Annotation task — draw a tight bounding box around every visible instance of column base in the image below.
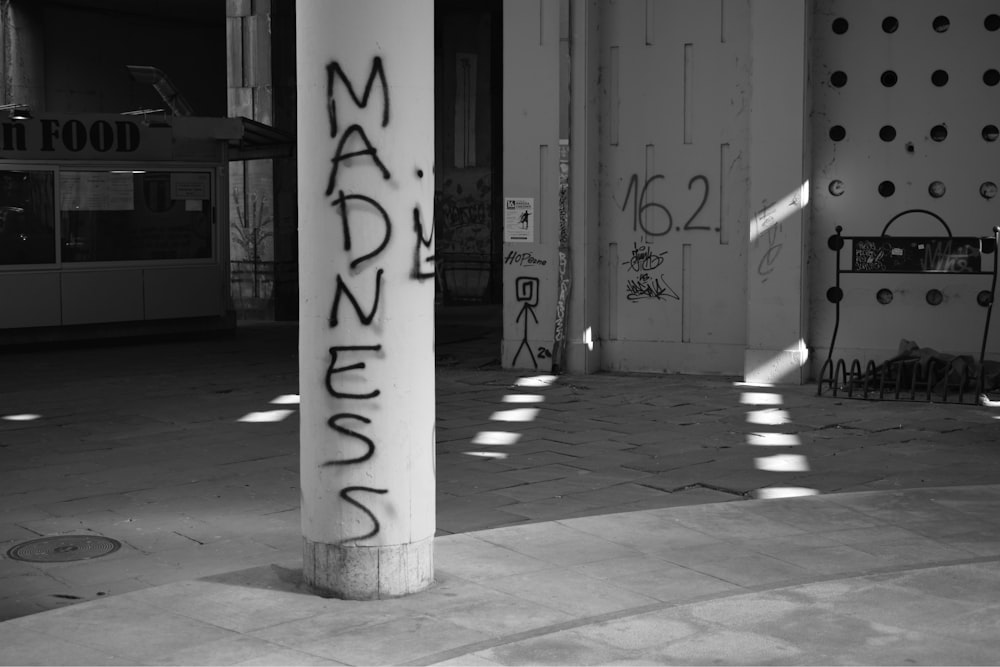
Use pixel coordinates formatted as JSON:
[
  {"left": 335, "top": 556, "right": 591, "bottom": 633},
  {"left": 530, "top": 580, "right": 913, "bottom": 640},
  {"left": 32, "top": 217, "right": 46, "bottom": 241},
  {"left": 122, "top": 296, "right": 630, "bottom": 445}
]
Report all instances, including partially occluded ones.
[{"left": 302, "top": 536, "right": 434, "bottom": 600}]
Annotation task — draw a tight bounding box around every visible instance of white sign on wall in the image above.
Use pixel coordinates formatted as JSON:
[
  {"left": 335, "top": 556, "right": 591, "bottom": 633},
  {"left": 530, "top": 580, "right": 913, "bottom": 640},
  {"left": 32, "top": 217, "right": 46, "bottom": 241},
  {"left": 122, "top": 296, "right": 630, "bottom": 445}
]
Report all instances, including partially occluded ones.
[
  {"left": 170, "top": 172, "right": 211, "bottom": 200},
  {"left": 60, "top": 172, "right": 135, "bottom": 211},
  {"left": 503, "top": 197, "right": 534, "bottom": 242}
]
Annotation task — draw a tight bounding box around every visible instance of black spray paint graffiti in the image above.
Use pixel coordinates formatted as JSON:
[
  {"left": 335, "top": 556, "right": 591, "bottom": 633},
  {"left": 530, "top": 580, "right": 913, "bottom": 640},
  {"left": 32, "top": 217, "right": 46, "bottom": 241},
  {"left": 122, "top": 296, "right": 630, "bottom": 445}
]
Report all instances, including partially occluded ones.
[
  {"left": 323, "top": 344, "right": 386, "bottom": 544},
  {"left": 621, "top": 173, "right": 711, "bottom": 237},
  {"left": 326, "top": 57, "right": 389, "bottom": 137},
  {"left": 624, "top": 242, "right": 667, "bottom": 272},
  {"left": 325, "top": 346, "right": 382, "bottom": 400},
  {"left": 512, "top": 276, "right": 539, "bottom": 368},
  {"left": 322, "top": 413, "right": 375, "bottom": 464},
  {"left": 330, "top": 271, "right": 383, "bottom": 327},
  {"left": 625, "top": 274, "right": 679, "bottom": 301},
  {"left": 622, "top": 242, "right": 679, "bottom": 302},
  {"left": 321, "top": 56, "right": 430, "bottom": 545},
  {"left": 411, "top": 205, "right": 435, "bottom": 280},
  {"left": 503, "top": 250, "right": 547, "bottom": 266},
  {"left": 329, "top": 193, "right": 391, "bottom": 269},
  {"left": 325, "top": 127, "right": 391, "bottom": 197},
  {"left": 754, "top": 201, "right": 784, "bottom": 282},
  {"left": 618, "top": 173, "right": 709, "bottom": 303},
  {"left": 338, "top": 487, "right": 388, "bottom": 542}
]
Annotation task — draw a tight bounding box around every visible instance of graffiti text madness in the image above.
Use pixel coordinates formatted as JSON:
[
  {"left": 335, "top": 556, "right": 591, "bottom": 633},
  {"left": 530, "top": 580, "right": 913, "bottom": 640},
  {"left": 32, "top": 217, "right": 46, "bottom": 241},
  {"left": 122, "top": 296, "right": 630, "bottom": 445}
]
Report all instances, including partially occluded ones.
[{"left": 321, "top": 57, "right": 432, "bottom": 545}]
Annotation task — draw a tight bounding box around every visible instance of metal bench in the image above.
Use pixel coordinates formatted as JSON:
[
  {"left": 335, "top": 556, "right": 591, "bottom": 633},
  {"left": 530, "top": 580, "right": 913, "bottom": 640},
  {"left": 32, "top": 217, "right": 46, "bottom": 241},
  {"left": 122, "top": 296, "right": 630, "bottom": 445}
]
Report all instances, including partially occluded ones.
[{"left": 817, "top": 210, "right": 1000, "bottom": 403}]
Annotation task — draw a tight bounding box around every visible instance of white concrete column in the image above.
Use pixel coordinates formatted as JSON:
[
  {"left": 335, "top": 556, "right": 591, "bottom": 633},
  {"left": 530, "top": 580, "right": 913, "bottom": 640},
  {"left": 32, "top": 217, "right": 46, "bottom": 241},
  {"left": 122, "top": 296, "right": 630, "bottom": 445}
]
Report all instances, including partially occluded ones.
[
  {"left": 745, "top": 0, "right": 811, "bottom": 384},
  {"left": 296, "top": 0, "right": 435, "bottom": 599}
]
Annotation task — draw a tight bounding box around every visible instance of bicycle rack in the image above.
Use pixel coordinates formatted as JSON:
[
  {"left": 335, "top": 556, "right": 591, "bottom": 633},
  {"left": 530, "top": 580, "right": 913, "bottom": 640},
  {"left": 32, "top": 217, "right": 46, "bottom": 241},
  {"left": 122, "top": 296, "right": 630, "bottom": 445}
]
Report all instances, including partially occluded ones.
[{"left": 817, "top": 210, "right": 1000, "bottom": 403}]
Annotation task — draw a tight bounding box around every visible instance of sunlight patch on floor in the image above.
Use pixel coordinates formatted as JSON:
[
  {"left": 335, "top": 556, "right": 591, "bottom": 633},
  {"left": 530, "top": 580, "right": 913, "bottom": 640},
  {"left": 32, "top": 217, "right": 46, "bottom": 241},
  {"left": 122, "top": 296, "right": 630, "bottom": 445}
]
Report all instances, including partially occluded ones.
[
  {"left": 465, "top": 375, "right": 555, "bottom": 460},
  {"left": 2, "top": 414, "right": 41, "bottom": 421},
  {"left": 238, "top": 409, "right": 295, "bottom": 423},
  {"left": 738, "top": 382, "right": 817, "bottom": 500},
  {"left": 470, "top": 431, "right": 522, "bottom": 446},
  {"left": 746, "top": 409, "right": 790, "bottom": 426},
  {"left": 502, "top": 394, "right": 545, "bottom": 404},
  {"left": 489, "top": 408, "right": 540, "bottom": 422}
]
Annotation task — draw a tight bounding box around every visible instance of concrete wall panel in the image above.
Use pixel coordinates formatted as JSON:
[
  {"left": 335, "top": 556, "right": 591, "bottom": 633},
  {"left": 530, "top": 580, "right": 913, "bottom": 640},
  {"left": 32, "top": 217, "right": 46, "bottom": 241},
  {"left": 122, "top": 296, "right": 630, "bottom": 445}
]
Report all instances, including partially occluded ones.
[{"left": 597, "top": 0, "right": 751, "bottom": 374}]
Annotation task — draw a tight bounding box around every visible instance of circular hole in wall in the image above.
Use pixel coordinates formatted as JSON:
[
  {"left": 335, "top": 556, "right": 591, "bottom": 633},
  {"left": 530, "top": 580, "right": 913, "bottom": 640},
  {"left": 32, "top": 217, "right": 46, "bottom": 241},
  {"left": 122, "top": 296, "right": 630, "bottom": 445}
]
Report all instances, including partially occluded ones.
[
  {"left": 830, "top": 71, "right": 848, "bottom": 87},
  {"left": 828, "top": 180, "right": 845, "bottom": 196},
  {"left": 985, "top": 14, "right": 1000, "bottom": 31},
  {"left": 984, "top": 69, "right": 1000, "bottom": 86},
  {"left": 879, "top": 125, "right": 896, "bottom": 142},
  {"left": 881, "top": 70, "right": 898, "bottom": 87},
  {"left": 926, "top": 289, "right": 944, "bottom": 306},
  {"left": 829, "top": 125, "right": 846, "bottom": 141},
  {"left": 876, "top": 288, "right": 894, "bottom": 305},
  {"left": 932, "top": 16, "right": 950, "bottom": 32},
  {"left": 832, "top": 17, "right": 849, "bottom": 34},
  {"left": 929, "top": 181, "right": 946, "bottom": 198},
  {"left": 931, "top": 69, "right": 949, "bottom": 86},
  {"left": 878, "top": 180, "right": 896, "bottom": 197},
  {"left": 978, "top": 290, "right": 993, "bottom": 307},
  {"left": 930, "top": 125, "right": 948, "bottom": 141},
  {"left": 882, "top": 16, "right": 899, "bottom": 33},
  {"left": 984, "top": 125, "right": 999, "bottom": 142},
  {"left": 981, "top": 182, "right": 998, "bottom": 200}
]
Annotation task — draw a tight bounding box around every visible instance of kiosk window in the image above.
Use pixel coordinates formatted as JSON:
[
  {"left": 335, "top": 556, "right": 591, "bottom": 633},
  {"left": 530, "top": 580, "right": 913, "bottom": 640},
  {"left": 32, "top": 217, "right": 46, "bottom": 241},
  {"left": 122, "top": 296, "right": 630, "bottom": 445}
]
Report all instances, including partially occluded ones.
[
  {"left": 0, "top": 170, "right": 56, "bottom": 265},
  {"left": 60, "top": 170, "right": 213, "bottom": 262}
]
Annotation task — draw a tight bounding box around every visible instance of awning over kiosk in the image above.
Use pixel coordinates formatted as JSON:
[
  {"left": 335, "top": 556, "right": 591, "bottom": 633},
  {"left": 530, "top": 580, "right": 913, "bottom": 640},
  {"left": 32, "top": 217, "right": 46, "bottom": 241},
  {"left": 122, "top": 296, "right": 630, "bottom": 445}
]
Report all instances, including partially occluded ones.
[
  {"left": 228, "top": 117, "right": 294, "bottom": 161},
  {"left": 167, "top": 115, "right": 293, "bottom": 161}
]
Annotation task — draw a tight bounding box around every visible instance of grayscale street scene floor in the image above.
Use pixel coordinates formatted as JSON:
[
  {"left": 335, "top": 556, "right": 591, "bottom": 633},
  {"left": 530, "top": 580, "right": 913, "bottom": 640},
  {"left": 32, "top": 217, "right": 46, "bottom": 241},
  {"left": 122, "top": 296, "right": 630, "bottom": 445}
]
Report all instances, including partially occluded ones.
[{"left": 2, "top": 310, "right": 999, "bottom": 665}]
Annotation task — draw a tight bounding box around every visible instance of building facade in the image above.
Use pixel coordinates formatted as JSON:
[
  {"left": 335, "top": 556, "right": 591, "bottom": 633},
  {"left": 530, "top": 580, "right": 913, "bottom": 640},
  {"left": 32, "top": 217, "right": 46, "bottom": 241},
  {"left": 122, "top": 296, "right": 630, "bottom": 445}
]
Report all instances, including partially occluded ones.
[
  {"left": 502, "top": 0, "right": 1000, "bottom": 384},
  {"left": 0, "top": 0, "right": 292, "bottom": 343},
  {"left": 2, "top": 0, "right": 997, "bottom": 386}
]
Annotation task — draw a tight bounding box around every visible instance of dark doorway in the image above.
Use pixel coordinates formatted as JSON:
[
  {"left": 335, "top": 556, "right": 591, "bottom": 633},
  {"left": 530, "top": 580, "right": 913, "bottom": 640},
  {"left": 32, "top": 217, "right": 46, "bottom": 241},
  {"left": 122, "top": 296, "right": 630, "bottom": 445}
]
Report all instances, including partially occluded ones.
[
  {"left": 434, "top": 0, "right": 503, "bottom": 306},
  {"left": 433, "top": 0, "right": 502, "bottom": 368}
]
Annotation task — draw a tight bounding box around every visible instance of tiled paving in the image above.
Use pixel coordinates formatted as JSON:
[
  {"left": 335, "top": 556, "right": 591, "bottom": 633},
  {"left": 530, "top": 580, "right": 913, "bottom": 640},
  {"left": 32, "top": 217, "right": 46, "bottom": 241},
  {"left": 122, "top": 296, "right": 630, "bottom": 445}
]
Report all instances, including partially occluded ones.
[
  {"left": 2, "top": 307, "right": 1000, "bottom": 664},
  {"left": 1, "top": 486, "right": 999, "bottom": 665}
]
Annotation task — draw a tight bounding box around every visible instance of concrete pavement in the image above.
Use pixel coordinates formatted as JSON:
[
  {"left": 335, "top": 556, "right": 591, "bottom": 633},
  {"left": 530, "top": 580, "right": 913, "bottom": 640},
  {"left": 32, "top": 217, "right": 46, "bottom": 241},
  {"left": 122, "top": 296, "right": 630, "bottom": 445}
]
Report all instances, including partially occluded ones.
[
  {"left": 1, "top": 487, "right": 999, "bottom": 665},
  {"left": 1, "top": 309, "right": 999, "bottom": 664}
]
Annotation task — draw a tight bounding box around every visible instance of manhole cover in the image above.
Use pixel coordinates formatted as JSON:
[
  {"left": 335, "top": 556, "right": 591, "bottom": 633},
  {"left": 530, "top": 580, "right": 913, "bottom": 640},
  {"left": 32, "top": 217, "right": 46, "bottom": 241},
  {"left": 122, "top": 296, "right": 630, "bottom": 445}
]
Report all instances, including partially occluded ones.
[{"left": 6, "top": 535, "right": 122, "bottom": 563}]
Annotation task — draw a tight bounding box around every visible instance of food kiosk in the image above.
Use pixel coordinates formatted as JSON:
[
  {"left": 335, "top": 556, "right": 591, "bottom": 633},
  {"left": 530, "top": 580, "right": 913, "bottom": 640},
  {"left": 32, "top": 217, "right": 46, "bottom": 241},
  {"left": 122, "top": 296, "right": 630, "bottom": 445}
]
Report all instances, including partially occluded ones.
[{"left": 0, "top": 112, "right": 279, "bottom": 344}]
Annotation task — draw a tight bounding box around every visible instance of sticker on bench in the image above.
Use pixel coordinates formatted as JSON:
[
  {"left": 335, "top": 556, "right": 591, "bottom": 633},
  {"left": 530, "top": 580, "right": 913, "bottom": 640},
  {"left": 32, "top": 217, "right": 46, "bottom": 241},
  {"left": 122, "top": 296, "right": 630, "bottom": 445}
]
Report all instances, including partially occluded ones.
[{"left": 851, "top": 237, "right": 983, "bottom": 273}]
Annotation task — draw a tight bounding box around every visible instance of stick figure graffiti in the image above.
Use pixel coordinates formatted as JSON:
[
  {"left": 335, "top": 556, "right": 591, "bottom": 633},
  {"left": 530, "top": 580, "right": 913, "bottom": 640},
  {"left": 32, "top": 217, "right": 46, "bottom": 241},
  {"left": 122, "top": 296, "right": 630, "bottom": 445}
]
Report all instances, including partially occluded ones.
[{"left": 513, "top": 276, "right": 539, "bottom": 368}]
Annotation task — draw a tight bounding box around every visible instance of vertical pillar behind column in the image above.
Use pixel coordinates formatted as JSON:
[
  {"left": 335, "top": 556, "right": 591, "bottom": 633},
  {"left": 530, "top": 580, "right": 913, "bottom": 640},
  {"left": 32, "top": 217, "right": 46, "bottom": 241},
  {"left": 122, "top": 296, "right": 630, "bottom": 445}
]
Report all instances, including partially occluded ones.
[{"left": 745, "top": 0, "right": 811, "bottom": 385}]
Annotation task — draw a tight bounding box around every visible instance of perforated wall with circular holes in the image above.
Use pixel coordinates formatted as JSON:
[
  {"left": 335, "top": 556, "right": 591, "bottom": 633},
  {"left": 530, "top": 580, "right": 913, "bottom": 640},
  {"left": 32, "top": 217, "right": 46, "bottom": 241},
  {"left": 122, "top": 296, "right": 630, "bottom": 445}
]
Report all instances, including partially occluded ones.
[{"left": 810, "top": 2, "right": 1000, "bottom": 362}]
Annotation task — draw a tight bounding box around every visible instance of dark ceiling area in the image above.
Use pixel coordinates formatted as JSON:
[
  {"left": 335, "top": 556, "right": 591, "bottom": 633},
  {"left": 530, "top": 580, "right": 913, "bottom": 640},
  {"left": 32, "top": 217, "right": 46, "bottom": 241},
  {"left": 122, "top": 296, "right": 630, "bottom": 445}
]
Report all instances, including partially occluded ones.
[{"left": 36, "top": 0, "right": 224, "bottom": 25}]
